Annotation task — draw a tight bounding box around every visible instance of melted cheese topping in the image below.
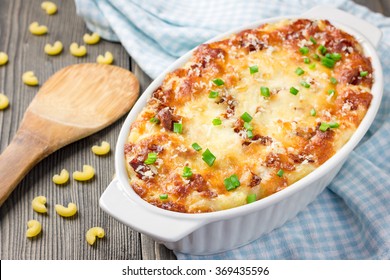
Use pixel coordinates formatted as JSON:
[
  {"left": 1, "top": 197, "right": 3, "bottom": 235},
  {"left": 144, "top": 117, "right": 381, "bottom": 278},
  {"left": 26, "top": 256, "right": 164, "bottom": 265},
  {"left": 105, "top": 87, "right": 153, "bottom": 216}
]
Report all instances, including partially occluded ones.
[{"left": 125, "top": 19, "right": 373, "bottom": 213}]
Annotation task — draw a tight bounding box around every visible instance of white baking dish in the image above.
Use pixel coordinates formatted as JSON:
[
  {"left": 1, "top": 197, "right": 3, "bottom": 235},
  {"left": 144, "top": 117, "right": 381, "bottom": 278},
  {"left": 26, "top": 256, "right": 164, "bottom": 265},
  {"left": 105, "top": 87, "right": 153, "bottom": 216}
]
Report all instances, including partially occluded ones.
[{"left": 99, "top": 6, "right": 383, "bottom": 255}]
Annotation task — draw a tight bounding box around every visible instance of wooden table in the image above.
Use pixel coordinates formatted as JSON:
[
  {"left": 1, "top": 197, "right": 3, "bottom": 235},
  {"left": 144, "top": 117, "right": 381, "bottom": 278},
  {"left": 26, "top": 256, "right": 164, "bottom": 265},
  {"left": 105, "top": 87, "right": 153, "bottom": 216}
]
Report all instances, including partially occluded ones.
[{"left": 0, "top": 0, "right": 388, "bottom": 260}]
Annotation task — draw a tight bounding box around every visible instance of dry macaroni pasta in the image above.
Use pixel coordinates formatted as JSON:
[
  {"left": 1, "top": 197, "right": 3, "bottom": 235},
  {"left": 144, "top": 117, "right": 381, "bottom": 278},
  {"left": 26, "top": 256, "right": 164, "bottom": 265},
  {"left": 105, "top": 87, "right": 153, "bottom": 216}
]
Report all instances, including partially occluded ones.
[
  {"left": 29, "top": 22, "right": 48, "bottom": 35},
  {"left": 0, "top": 52, "right": 8, "bottom": 65},
  {"left": 44, "top": 41, "right": 63, "bottom": 55},
  {"left": 73, "top": 165, "right": 95, "bottom": 181},
  {"left": 26, "top": 220, "right": 42, "bottom": 237},
  {"left": 86, "top": 227, "right": 105, "bottom": 245},
  {"left": 55, "top": 202, "right": 78, "bottom": 217},
  {"left": 41, "top": 1, "right": 57, "bottom": 15},
  {"left": 69, "top": 43, "right": 87, "bottom": 57},
  {"left": 0, "top": 93, "right": 9, "bottom": 110},
  {"left": 22, "top": 71, "right": 39, "bottom": 86},
  {"left": 52, "top": 169, "right": 69, "bottom": 184},
  {"left": 92, "top": 141, "right": 110, "bottom": 155},
  {"left": 32, "top": 196, "right": 48, "bottom": 213},
  {"left": 83, "top": 33, "right": 100, "bottom": 45},
  {"left": 96, "top": 51, "right": 114, "bottom": 64}
]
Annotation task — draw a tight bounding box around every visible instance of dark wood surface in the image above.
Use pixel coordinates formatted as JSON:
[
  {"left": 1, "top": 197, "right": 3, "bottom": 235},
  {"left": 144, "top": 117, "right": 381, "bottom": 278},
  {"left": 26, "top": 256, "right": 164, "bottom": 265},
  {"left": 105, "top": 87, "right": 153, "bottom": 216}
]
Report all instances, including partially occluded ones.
[{"left": 0, "top": 0, "right": 388, "bottom": 260}]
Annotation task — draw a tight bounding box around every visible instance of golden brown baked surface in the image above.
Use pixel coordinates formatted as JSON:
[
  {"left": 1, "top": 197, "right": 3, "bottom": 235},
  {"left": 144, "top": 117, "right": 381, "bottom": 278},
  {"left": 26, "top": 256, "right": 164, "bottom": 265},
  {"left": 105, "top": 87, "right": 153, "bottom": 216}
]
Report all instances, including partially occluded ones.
[{"left": 124, "top": 19, "right": 373, "bottom": 213}]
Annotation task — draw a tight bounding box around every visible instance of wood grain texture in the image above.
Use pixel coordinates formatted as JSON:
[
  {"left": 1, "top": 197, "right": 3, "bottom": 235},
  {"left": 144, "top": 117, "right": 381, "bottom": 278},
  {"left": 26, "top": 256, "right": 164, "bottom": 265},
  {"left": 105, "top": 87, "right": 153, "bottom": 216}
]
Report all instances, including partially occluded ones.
[{"left": 0, "top": 0, "right": 387, "bottom": 260}]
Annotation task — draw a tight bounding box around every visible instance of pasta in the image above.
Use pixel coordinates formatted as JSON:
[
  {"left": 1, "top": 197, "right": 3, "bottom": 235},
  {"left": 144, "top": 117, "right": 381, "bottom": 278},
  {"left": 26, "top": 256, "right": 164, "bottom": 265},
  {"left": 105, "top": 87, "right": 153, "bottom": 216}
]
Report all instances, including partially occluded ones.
[
  {"left": 85, "top": 227, "right": 105, "bottom": 245},
  {"left": 73, "top": 165, "right": 95, "bottom": 181},
  {"left": 91, "top": 141, "right": 110, "bottom": 155},
  {"left": 26, "top": 220, "right": 42, "bottom": 237},
  {"left": 55, "top": 202, "right": 78, "bottom": 217},
  {"left": 44, "top": 41, "right": 63, "bottom": 55},
  {"left": 32, "top": 196, "right": 48, "bottom": 214},
  {"left": 22, "top": 71, "right": 39, "bottom": 86},
  {"left": 52, "top": 169, "right": 69, "bottom": 185},
  {"left": 69, "top": 43, "right": 87, "bottom": 57},
  {"left": 29, "top": 22, "right": 48, "bottom": 35},
  {"left": 96, "top": 51, "right": 113, "bottom": 64},
  {"left": 41, "top": 1, "right": 57, "bottom": 15},
  {"left": 0, "top": 93, "right": 9, "bottom": 110},
  {"left": 0, "top": 51, "right": 8, "bottom": 65},
  {"left": 83, "top": 33, "right": 100, "bottom": 45}
]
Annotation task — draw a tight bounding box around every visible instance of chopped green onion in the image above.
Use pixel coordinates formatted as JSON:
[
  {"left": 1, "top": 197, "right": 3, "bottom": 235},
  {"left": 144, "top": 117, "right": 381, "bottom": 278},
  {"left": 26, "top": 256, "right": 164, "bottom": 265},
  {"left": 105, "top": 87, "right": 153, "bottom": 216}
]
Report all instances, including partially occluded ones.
[
  {"left": 290, "top": 87, "right": 299, "bottom": 95},
  {"left": 224, "top": 174, "right": 240, "bottom": 191},
  {"left": 173, "top": 122, "right": 182, "bottom": 134},
  {"left": 310, "top": 108, "right": 316, "bottom": 116},
  {"left": 247, "top": 193, "right": 257, "bottom": 204},
  {"left": 330, "top": 77, "right": 338, "bottom": 84},
  {"left": 328, "top": 89, "right": 335, "bottom": 95},
  {"left": 202, "top": 148, "right": 216, "bottom": 167},
  {"left": 209, "top": 90, "right": 219, "bottom": 98},
  {"left": 360, "top": 71, "right": 368, "bottom": 77},
  {"left": 319, "top": 122, "right": 330, "bottom": 132},
  {"left": 295, "top": 67, "right": 305, "bottom": 76},
  {"left": 191, "top": 142, "right": 202, "bottom": 151},
  {"left": 244, "top": 122, "right": 253, "bottom": 131},
  {"left": 260, "top": 86, "right": 270, "bottom": 97},
  {"left": 144, "top": 152, "right": 157, "bottom": 165},
  {"left": 309, "top": 63, "right": 316, "bottom": 70},
  {"left": 277, "top": 169, "right": 284, "bottom": 177},
  {"left": 159, "top": 194, "right": 168, "bottom": 200},
  {"left": 330, "top": 53, "right": 342, "bottom": 61},
  {"left": 249, "top": 65, "right": 259, "bottom": 74},
  {"left": 310, "top": 36, "right": 317, "bottom": 45},
  {"left": 325, "top": 53, "right": 332, "bottom": 59},
  {"left": 303, "top": 57, "right": 311, "bottom": 64},
  {"left": 150, "top": 117, "right": 160, "bottom": 124},
  {"left": 300, "top": 81, "right": 311, "bottom": 88},
  {"left": 182, "top": 166, "right": 193, "bottom": 178},
  {"left": 241, "top": 112, "right": 253, "bottom": 122},
  {"left": 321, "top": 56, "right": 336, "bottom": 68},
  {"left": 247, "top": 130, "right": 254, "bottom": 139},
  {"left": 329, "top": 122, "right": 340, "bottom": 128},
  {"left": 212, "top": 118, "right": 222, "bottom": 126},
  {"left": 212, "top": 78, "right": 225, "bottom": 86},
  {"left": 299, "top": 46, "right": 309, "bottom": 55},
  {"left": 311, "top": 54, "right": 320, "bottom": 61},
  {"left": 318, "top": 44, "right": 327, "bottom": 55}
]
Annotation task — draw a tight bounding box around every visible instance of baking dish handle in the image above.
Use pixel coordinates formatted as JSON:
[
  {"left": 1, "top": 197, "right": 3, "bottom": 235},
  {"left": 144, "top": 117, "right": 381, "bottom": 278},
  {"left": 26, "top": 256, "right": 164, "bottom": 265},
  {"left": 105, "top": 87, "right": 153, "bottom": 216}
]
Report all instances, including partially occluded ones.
[
  {"left": 303, "top": 5, "right": 382, "bottom": 47},
  {"left": 99, "top": 179, "right": 206, "bottom": 243}
]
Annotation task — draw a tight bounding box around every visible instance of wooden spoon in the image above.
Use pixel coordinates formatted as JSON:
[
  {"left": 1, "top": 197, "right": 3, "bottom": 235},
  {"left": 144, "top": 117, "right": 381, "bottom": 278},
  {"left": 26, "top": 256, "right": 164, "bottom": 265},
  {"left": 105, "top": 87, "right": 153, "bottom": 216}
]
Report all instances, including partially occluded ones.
[{"left": 0, "top": 63, "right": 139, "bottom": 206}]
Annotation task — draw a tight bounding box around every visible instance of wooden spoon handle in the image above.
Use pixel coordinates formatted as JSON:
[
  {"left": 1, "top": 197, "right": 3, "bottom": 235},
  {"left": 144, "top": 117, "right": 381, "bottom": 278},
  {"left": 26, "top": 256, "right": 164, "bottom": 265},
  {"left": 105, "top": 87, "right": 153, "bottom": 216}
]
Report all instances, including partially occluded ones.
[{"left": 0, "top": 129, "right": 49, "bottom": 206}]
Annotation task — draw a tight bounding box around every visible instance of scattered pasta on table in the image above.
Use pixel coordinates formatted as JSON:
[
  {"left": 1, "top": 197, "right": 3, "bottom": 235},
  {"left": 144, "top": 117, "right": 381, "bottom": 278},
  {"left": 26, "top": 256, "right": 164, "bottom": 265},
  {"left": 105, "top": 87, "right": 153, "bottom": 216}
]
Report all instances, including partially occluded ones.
[
  {"left": 69, "top": 43, "right": 87, "bottom": 57},
  {"left": 55, "top": 202, "right": 78, "bottom": 217},
  {"left": 86, "top": 227, "right": 105, "bottom": 245},
  {"left": 91, "top": 141, "right": 110, "bottom": 155},
  {"left": 22, "top": 71, "right": 39, "bottom": 86},
  {"left": 44, "top": 41, "right": 63, "bottom": 56},
  {"left": 29, "top": 22, "right": 48, "bottom": 35},
  {"left": 52, "top": 169, "right": 70, "bottom": 185},
  {"left": 26, "top": 220, "right": 42, "bottom": 238},
  {"left": 32, "top": 196, "right": 48, "bottom": 214},
  {"left": 41, "top": 1, "right": 57, "bottom": 15}
]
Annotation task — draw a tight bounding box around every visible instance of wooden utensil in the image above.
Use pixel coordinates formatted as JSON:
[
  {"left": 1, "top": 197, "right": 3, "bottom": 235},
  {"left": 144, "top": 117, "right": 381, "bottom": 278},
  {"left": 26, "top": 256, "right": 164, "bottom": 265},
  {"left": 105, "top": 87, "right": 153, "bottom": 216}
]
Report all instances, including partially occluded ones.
[{"left": 0, "top": 63, "right": 139, "bottom": 206}]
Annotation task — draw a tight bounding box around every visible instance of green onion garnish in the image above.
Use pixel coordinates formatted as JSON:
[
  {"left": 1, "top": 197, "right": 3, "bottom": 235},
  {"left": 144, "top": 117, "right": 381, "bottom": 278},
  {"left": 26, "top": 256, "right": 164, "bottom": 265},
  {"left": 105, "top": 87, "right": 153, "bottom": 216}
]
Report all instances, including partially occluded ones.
[
  {"left": 330, "top": 53, "right": 342, "bottom": 61},
  {"left": 241, "top": 112, "right": 253, "bottom": 122},
  {"left": 300, "top": 81, "right": 310, "bottom": 88},
  {"left": 290, "top": 87, "right": 299, "bottom": 95},
  {"left": 309, "top": 63, "right": 316, "bottom": 70},
  {"left": 159, "top": 194, "right": 168, "bottom": 200},
  {"left": 182, "top": 166, "right": 193, "bottom": 178},
  {"left": 303, "top": 57, "right": 310, "bottom": 64},
  {"left": 244, "top": 122, "right": 253, "bottom": 131},
  {"left": 247, "top": 130, "right": 254, "bottom": 139},
  {"left": 173, "top": 122, "right": 182, "bottom": 134},
  {"left": 212, "top": 78, "right": 225, "bottom": 86},
  {"left": 311, "top": 54, "right": 320, "bottom": 61},
  {"left": 260, "top": 86, "right": 270, "bottom": 97},
  {"left": 330, "top": 77, "right": 338, "bottom": 84},
  {"left": 202, "top": 148, "right": 216, "bottom": 167},
  {"left": 299, "top": 46, "right": 309, "bottom": 55},
  {"left": 295, "top": 67, "right": 305, "bottom": 76},
  {"left": 277, "top": 169, "right": 284, "bottom": 177},
  {"left": 249, "top": 65, "right": 259, "bottom": 74},
  {"left": 224, "top": 174, "right": 240, "bottom": 191},
  {"left": 360, "top": 71, "right": 368, "bottom": 77},
  {"left": 318, "top": 45, "right": 327, "bottom": 55},
  {"left": 328, "top": 89, "right": 335, "bottom": 95},
  {"left": 310, "top": 108, "right": 316, "bottom": 116},
  {"left": 212, "top": 118, "right": 222, "bottom": 126},
  {"left": 247, "top": 193, "right": 257, "bottom": 204},
  {"left": 144, "top": 152, "right": 157, "bottom": 165},
  {"left": 191, "top": 142, "right": 202, "bottom": 151},
  {"left": 329, "top": 122, "right": 340, "bottom": 128},
  {"left": 319, "top": 122, "right": 330, "bottom": 132},
  {"left": 150, "top": 117, "right": 160, "bottom": 124},
  {"left": 209, "top": 90, "right": 219, "bottom": 98},
  {"left": 310, "top": 36, "right": 317, "bottom": 45},
  {"left": 321, "top": 57, "right": 336, "bottom": 68}
]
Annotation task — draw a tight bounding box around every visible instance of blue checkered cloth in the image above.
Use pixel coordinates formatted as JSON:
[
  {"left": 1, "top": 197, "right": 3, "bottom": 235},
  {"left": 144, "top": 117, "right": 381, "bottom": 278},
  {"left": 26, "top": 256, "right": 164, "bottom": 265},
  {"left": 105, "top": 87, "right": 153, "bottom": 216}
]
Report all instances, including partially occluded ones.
[{"left": 75, "top": 0, "right": 390, "bottom": 259}]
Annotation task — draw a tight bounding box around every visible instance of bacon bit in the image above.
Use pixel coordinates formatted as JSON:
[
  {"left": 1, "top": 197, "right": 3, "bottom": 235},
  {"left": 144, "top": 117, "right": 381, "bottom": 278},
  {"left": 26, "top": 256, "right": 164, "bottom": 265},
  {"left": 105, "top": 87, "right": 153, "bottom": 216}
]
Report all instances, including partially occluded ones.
[
  {"left": 156, "top": 107, "right": 180, "bottom": 131},
  {"left": 243, "top": 134, "right": 273, "bottom": 146},
  {"left": 250, "top": 173, "right": 262, "bottom": 187},
  {"left": 124, "top": 143, "right": 134, "bottom": 155},
  {"left": 217, "top": 95, "right": 236, "bottom": 119},
  {"left": 265, "top": 153, "right": 295, "bottom": 171}
]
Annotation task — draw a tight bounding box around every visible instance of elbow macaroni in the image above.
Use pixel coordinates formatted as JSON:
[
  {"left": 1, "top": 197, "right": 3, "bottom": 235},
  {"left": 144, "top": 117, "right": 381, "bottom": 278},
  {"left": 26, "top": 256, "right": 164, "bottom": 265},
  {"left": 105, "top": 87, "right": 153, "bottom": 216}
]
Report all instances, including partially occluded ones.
[
  {"left": 92, "top": 141, "right": 110, "bottom": 155},
  {"left": 29, "top": 22, "right": 48, "bottom": 35},
  {"left": 41, "top": 1, "right": 57, "bottom": 15},
  {"left": 0, "top": 52, "right": 8, "bottom": 65},
  {"left": 83, "top": 33, "right": 100, "bottom": 45},
  {"left": 69, "top": 43, "right": 87, "bottom": 57},
  {"left": 0, "top": 93, "right": 9, "bottom": 110},
  {"left": 26, "top": 220, "right": 42, "bottom": 237},
  {"left": 96, "top": 51, "right": 114, "bottom": 65},
  {"left": 22, "top": 71, "right": 39, "bottom": 86},
  {"left": 32, "top": 196, "right": 48, "bottom": 213},
  {"left": 55, "top": 202, "right": 78, "bottom": 217},
  {"left": 44, "top": 41, "right": 63, "bottom": 55},
  {"left": 73, "top": 165, "right": 95, "bottom": 181},
  {"left": 86, "top": 227, "right": 105, "bottom": 245},
  {"left": 52, "top": 169, "right": 69, "bottom": 184}
]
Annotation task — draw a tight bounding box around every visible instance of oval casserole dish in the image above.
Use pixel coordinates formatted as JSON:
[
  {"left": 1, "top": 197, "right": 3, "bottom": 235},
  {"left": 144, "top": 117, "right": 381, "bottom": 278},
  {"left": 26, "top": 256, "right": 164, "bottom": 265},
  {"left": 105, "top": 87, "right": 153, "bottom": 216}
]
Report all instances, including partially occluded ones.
[{"left": 100, "top": 6, "right": 383, "bottom": 255}]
